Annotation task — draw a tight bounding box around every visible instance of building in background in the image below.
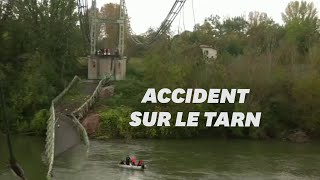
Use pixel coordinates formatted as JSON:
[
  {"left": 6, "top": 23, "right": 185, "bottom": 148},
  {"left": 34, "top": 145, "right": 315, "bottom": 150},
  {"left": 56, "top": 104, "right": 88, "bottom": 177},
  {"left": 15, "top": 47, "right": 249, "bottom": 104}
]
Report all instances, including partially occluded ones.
[{"left": 200, "top": 45, "right": 217, "bottom": 61}]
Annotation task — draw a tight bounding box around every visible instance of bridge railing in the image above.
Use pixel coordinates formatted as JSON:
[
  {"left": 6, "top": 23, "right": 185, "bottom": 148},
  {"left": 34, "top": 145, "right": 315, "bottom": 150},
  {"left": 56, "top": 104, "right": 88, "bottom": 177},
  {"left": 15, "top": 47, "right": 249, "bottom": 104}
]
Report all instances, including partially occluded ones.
[
  {"left": 45, "top": 104, "right": 56, "bottom": 180},
  {"left": 45, "top": 74, "right": 111, "bottom": 179},
  {"left": 45, "top": 76, "right": 81, "bottom": 179},
  {"left": 72, "top": 74, "right": 111, "bottom": 122},
  {"left": 70, "top": 74, "right": 111, "bottom": 154}
]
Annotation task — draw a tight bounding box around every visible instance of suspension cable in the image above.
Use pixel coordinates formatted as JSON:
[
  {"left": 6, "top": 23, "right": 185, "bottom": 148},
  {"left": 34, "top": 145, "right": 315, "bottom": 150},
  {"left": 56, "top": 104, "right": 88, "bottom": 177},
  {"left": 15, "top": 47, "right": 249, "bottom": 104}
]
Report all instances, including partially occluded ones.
[
  {"left": 125, "top": 0, "right": 187, "bottom": 46},
  {"left": 182, "top": 4, "right": 185, "bottom": 31},
  {"left": 178, "top": 9, "right": 182, "bottom": 34},
  {"left": 77, "top": 0, "right": 187, "bottom": 47},
  {"left": 77, "top": 0, "right": 90, "bottom": 44},
  {"left": 192, "top": 0, "right": 196, "bottom": 27}
]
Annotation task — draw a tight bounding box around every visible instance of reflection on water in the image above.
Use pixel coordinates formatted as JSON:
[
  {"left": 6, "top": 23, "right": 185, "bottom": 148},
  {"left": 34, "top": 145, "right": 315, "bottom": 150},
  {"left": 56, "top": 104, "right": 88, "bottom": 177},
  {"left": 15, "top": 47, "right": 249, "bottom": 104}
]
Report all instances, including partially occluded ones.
[{"left": 1, "top": 135, "right": 320, "bottom": 180}]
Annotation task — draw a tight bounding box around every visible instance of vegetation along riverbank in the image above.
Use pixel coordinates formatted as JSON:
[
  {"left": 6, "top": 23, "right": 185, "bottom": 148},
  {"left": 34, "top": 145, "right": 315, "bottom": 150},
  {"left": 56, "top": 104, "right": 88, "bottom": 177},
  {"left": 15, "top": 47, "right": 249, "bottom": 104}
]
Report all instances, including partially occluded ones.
[{"left": 1, "top": 1, "right": 319, "bottom": 144}]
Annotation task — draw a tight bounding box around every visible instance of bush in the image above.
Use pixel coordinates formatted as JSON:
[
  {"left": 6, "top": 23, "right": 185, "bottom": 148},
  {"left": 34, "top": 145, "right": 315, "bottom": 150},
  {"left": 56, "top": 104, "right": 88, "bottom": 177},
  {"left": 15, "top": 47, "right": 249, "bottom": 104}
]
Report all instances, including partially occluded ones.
[
  {"left": 30, "top": 109, "right": 49, "bottom": 135},
  {"left": 99, "top": 106, "right": 135, "bottom": 139}
]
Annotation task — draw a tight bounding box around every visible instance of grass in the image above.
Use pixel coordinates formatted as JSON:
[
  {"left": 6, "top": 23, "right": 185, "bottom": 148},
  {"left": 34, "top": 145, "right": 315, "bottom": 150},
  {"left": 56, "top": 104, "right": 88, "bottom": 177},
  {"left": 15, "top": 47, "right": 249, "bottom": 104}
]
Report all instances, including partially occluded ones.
[
  {"left": 93, "top": 57, "right": 147, "bottom": 111},
  {"left": 126, "top": 57, "right": 144, "bottom": 80}
]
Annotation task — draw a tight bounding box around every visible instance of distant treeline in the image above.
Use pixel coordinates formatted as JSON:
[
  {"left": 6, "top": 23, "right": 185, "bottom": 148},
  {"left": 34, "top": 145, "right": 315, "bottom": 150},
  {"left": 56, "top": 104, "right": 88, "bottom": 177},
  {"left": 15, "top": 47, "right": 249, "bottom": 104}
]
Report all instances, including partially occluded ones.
[{"left": 99, "top": 1, "right": 320, "bottom": 140}]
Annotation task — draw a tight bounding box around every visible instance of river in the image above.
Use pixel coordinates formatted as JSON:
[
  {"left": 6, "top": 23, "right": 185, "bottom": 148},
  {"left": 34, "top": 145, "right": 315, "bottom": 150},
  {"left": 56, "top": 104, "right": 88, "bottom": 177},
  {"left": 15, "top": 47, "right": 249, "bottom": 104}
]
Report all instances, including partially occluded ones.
[{"left": 0, "top": 135, "right": 320, "bottom": 180}]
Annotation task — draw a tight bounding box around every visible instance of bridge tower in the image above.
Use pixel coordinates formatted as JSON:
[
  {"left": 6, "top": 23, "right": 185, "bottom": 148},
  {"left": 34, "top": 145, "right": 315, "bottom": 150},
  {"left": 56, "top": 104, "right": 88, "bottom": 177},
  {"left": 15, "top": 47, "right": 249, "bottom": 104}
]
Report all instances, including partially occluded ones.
[
  {"left": 89, "top": 0, "right": 97, "bottom": 55},
  {"left": 118, "top": 0, "right": 125, "bottom": 57},
  {"left": 88, "top": 0, "right": 127, "bottom": 80}
]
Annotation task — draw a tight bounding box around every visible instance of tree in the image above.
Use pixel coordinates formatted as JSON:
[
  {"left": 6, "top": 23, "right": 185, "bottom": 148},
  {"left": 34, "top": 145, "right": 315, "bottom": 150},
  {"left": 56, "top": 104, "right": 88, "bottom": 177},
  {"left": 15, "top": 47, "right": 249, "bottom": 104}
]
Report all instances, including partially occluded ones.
[
  {"left": 282, "top": 1, "right": 318, "bottom": 24},
  {"left": 247, "top": 12, "right": 283, "bottom": 55},
  {"left": 221, "top": 16, "right": 248, "bottom": 35},
  {"left": 0, "top": 0, "right": 85, "bottom": 131},
  {"left": 98, "top": 3, "right": 120, "bottom": 49},
  {"left": 282, "top": 1, "right": 319, "bottom": 54},
  {"left": 218, "top": 16, "right": 248, "bottom": 56}
]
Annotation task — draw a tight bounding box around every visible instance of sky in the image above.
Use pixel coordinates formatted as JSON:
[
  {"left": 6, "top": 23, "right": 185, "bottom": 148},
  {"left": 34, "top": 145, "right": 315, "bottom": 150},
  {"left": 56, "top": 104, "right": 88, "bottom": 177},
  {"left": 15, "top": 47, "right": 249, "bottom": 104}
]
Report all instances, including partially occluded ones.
[{"left": 96, "top": 0, "right": 320, "bottom": 34}]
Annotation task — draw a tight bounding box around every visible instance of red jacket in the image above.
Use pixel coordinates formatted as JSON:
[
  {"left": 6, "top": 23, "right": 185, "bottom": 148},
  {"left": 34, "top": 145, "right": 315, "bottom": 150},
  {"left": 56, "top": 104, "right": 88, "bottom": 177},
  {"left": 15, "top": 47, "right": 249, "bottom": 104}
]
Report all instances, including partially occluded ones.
[
  {"left": 131, "top": 156, "right": 137, "bottom": 165},
  {"left": 138, "top": 160, "right": 144, "bottom": 166}
]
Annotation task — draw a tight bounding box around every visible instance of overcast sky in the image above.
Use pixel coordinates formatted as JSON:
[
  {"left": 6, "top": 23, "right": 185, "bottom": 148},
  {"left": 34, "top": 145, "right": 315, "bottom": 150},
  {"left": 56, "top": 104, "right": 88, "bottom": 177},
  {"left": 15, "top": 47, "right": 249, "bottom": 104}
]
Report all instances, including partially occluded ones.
[{"left": 96, "top": 0, "right": 320, "bottom": 34}]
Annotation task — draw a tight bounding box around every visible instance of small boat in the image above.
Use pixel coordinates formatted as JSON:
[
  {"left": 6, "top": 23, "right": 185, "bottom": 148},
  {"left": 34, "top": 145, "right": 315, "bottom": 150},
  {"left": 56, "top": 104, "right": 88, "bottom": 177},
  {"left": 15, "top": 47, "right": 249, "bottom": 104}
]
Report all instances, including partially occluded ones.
[{"left": 118, "top": 164, "right": 146, "bottom": 170}]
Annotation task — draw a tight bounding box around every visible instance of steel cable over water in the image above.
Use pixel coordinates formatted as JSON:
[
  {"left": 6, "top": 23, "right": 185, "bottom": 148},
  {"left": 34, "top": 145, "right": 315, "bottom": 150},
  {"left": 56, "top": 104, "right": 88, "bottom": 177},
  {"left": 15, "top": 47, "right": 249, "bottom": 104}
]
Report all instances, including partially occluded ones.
[{"left": 125, "top": 0, "right": 187, "bottom": 46}]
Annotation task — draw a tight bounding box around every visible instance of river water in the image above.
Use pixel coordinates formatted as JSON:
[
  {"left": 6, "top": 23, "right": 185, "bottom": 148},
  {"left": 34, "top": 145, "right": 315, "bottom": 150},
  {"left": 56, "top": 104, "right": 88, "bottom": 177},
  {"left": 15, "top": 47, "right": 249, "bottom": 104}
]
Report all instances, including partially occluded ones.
[{"left": 0, "top": 135, "right": 320, "bottom": 180}]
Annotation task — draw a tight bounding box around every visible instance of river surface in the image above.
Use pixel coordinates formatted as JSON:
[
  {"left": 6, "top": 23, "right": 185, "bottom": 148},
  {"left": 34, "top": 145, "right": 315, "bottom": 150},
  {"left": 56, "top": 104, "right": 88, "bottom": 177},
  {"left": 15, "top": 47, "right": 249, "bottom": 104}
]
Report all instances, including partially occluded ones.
[{"left": 0, "top": 135, "right": 320, "bottom": 180}]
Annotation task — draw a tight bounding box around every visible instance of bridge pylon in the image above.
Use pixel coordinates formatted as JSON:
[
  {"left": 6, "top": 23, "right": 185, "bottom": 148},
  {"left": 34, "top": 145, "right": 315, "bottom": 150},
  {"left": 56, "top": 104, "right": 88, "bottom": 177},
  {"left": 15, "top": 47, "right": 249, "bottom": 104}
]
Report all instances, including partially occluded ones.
[
  {"left": 118, "top": 0, "right": 125, "bottom": 57},
  {"left": 88, "top": 0, "right": 127, "bottom": 81}
]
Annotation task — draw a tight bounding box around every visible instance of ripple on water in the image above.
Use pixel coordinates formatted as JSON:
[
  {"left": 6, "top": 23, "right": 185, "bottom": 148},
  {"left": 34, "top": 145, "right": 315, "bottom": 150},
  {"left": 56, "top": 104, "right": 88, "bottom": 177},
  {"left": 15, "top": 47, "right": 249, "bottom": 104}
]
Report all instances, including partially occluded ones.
[{"left": 51, "top": 139, "right": 320, "bottom": 180}]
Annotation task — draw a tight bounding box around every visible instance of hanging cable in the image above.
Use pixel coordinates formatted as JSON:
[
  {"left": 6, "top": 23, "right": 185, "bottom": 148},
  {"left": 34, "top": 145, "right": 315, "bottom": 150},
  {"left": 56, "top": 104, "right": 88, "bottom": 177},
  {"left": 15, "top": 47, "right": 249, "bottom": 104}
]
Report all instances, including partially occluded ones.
[
  {"left": 191, "top": 0, "right": 196, "bottom": 27},
  {"left": 77, "top": 0, "right": 90, "bottom": 44},
  {"left": 124, "top": 0, "right": 186, "bottom": 46},
  {"left": 178, "top": 10, "right": 182, "bottom": 34},
  {"left": 182, "top": 5, "right": 186, "bottom": 31},
  {"left": 81, "top": 0, "right": 186, "bottom": 47}
]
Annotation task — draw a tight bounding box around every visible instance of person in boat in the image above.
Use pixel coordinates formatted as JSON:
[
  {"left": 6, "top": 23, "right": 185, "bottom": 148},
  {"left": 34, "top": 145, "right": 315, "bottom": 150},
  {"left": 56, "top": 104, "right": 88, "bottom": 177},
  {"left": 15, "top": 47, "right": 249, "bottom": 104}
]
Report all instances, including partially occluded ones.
[
  {"left": 130, "top": 156, "right": 137, "bottom": 166},
  {"left": 137, "top": 160, "right": 145, "bottom": 169},
  {"left": 125, "top": 156, "right": 131, "bottom": 165},
  {"left": 137, "top": 160, "right": 144, "bottom": 166}
]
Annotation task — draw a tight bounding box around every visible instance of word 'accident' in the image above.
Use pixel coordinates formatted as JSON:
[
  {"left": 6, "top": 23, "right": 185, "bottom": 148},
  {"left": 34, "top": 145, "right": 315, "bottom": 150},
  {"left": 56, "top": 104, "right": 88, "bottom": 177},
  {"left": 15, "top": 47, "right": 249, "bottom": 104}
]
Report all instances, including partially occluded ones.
[{"left": 129, "top": 88, "right": 262, "bottom": 127}]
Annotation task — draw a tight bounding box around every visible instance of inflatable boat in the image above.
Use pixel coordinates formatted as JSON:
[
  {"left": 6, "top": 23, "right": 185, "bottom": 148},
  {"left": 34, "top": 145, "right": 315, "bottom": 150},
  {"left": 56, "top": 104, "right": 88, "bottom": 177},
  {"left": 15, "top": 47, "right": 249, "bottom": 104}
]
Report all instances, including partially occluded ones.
[{"left": 118, "top": 164, "right": 146, "bottom": 170}]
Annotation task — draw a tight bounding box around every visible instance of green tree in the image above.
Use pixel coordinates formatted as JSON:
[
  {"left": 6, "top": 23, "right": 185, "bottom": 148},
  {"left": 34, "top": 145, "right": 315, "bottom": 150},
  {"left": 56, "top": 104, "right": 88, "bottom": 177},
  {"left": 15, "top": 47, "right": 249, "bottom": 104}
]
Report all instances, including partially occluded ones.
[
  {"left": 0, "top": 0, "right": 85, "bottom": 132},
  {"left": 98, "top": 3, "right": 120, "bottom": 49},
  {"left": 282, "top": 1, "right": 319, "bottom": 54}
]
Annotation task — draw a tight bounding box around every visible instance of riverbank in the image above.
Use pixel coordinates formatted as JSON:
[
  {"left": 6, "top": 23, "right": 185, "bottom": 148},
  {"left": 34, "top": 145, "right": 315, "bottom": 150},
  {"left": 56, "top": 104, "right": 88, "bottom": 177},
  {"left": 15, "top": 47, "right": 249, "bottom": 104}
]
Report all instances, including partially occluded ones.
[
  {"left": 78, "top": 57, "right": 318, "bottom": 142},
  {"left": 4, "top": 53, "right": 319, "bottom": 143}
]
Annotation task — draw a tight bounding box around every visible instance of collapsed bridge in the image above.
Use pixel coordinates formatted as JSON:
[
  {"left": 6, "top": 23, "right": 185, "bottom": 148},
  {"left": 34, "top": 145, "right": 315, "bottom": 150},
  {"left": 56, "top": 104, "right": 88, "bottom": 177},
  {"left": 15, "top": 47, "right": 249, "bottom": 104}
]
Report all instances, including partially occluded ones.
[
  {"left": 45, "top": 0, "right": 187, "bottom": 179},
  {"left": 45, "top": 75, "right": 110, "bottom": 179}
]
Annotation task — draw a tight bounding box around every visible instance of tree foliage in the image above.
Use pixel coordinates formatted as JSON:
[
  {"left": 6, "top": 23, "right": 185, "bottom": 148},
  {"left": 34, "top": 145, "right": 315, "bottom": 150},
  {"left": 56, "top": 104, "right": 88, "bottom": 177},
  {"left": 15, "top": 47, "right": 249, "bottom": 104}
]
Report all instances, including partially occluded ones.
[
  {"left": 1, "top": 0, "right": 320, "bottom": 140},
  {"left": 98, "top": 3, "right": 120, "bottom": 49},
  {"left": 100, "top": 1, "right": 320, "bottom": 139},
  {"left": 0, "top": 0, "right": 86, "bottom": 133},
  {"left": 282, "top": 1, "right": 319, "bottom": 54}
]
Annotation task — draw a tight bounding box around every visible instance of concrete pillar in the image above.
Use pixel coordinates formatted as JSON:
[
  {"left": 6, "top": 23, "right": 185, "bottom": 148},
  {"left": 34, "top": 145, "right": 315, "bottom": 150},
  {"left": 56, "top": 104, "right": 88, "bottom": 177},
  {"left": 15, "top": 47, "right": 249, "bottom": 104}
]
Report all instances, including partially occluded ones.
[
  {"left": 88, "top": 56, "right": 126, "bottom": 80},
  {"left": 88, "top": 57, "right": 98, "bottom": 80}
]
